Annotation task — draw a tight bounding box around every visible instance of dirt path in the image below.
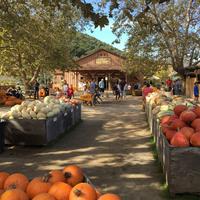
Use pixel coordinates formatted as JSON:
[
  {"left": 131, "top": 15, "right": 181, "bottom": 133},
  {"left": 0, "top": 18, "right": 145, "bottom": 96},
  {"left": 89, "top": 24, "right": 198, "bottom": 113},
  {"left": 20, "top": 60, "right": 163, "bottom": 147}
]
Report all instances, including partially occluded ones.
[{"left": 0, "top": 96, "right": 165, "bottom": 200}]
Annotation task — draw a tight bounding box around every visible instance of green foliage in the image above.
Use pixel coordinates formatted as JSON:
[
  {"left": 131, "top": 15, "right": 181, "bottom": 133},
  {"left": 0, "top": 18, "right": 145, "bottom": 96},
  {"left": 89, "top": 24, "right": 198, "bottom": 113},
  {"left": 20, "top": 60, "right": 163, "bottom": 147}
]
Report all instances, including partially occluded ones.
[
  {"left": 0, "top": 1, "right": 80, "bottom": 87},
  {"left": 102, "top": 0, "right": 200, "bottom": 76},
  {"left": 71, "top": 32, "right": 122, "bottom": 59}
]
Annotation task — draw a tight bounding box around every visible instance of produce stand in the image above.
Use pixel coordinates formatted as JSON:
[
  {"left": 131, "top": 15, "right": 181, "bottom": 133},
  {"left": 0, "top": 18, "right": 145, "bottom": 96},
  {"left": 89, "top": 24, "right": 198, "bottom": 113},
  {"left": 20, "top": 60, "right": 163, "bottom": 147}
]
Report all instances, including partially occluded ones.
[
  {"left": 161, "top": 131, "right": 200, "bottom": 195},
  {"left": 145, "top": 92, "right": 200, "bottom": 196},
  {"left": 3, "top": 103, "right": 81, "bottom": 146}
]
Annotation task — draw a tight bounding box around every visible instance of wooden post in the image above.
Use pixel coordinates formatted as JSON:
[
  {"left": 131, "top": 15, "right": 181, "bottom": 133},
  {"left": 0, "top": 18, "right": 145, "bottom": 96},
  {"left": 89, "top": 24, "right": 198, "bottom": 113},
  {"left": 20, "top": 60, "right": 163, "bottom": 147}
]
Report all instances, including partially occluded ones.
[{"left": 108, "top": 73, "right": 111, "bottom": 91}]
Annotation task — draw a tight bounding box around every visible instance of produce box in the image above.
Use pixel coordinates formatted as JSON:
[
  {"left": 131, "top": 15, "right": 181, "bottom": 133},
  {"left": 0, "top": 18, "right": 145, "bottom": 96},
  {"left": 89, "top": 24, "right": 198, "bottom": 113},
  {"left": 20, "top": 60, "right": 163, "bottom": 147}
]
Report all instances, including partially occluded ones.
[
  {"left": 71, "top": 104, "right": 81, "bottom": 126},
  {"left": 158, "top": 131, "right": 200, "bottom": 195},
  {"left": 0, "top": 120, "right": 6, "bottom": 152},
  {"left": 62, "top": 107, "right": 73, "bottom": 132},
  {"left": 4, "top": 113, "right": 64, "bottom": 146}
]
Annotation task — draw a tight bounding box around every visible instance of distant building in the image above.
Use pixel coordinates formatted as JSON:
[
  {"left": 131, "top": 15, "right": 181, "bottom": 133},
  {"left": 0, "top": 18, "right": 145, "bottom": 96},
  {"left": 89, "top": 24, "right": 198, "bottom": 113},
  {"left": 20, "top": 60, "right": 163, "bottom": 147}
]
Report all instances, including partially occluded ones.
[{"left": 53, "top": 49, "right": 126, "bottom": 90}]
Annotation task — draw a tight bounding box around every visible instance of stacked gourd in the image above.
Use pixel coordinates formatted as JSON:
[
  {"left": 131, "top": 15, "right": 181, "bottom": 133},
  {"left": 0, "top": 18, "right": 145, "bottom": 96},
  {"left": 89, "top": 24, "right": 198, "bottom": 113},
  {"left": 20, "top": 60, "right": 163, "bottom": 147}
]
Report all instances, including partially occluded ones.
[
  {"left": 0, "top": 96, "right": 70, "bottom": 120},
  {"left": 0, "top": 165, "right": 121, "bottom": 200},
  {"left": 160, "top": 105, "right": 200, "bottom": 147},
  {"left": 0, "top": 90, "right": 22, "bottom": 107}
]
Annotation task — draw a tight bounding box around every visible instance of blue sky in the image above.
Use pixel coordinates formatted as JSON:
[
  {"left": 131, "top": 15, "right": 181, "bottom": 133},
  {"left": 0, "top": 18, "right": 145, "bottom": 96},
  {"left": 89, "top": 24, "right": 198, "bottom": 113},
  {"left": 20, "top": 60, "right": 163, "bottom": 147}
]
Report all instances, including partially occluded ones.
[
  {"left": 82, "top": 0, "right": 128, "bottom": 51},
  {"left": 83, "top": 19, "right": 128, "bottom": 51}
]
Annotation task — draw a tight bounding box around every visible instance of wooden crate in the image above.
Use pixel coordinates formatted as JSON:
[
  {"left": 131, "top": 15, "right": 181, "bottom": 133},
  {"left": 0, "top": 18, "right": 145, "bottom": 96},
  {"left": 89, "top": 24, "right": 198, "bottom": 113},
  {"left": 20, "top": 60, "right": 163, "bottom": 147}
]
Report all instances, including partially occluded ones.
[{"left": 160, "top": 132, "right": 200, "bottom": 195}]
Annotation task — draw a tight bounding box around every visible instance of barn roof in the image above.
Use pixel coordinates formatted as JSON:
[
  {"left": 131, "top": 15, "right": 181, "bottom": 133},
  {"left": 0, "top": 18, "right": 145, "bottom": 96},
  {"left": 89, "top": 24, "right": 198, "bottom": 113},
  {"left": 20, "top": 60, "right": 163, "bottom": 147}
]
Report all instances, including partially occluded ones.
[{"left": 75, "top": 48, "right": 125, "bottom": 71}]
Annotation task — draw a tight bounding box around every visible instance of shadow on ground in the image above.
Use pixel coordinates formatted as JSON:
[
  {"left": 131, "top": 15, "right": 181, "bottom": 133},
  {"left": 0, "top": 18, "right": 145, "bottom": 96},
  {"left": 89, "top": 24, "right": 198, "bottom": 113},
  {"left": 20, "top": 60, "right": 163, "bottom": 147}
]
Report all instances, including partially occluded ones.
[{"left": 0, "top": 97, "right": 166, "bottom": 200}]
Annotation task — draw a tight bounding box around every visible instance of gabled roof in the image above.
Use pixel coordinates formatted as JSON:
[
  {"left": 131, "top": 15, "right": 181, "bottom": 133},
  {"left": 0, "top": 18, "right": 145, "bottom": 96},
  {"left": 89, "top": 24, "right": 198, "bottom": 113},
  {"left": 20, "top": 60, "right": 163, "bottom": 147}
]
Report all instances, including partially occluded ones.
[{"left": 75, "top": 48, "right": 125, "bottom": 62}]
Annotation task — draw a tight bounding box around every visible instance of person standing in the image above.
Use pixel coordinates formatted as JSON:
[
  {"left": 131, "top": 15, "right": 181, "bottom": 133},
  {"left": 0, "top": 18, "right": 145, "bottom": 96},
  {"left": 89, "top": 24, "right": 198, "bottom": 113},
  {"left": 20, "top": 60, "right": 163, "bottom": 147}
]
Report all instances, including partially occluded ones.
[
  {"left": 63, "top": 80, "right": 68, "bottom": 96},
  {"left": 67, "top": 84, "right": 74, "bottom": 99},
  {"left": 90, "top": 79, "right": 96, "bottom": 105},
  {"left": 194, "top": 82, "right": 199, "bottom": 102},
  {"left": 98, "top": 79, "right": 105, "bottom": 96},
  {"left": 123, "top": 82, "right": 128, "bottom": 99},
  {"left": 34, "top": 80, "right": 40, "bottom": 99},
  {"left": 166, "top": 78, "right": 172, "bottom": 91}
]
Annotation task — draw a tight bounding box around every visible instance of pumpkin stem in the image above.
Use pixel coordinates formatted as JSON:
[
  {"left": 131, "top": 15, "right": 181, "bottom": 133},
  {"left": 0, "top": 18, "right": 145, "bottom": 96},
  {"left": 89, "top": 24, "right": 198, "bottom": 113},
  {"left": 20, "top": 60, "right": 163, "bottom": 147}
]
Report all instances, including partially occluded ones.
[
  {"left": 74, "top": 189, "right": 82, "bottom": 197},
  {"left": 64, "top": 172, "right": 72, "bottom": 179},
  {"left": 8, "top": 184, "right": 17, "bottom": 190}
]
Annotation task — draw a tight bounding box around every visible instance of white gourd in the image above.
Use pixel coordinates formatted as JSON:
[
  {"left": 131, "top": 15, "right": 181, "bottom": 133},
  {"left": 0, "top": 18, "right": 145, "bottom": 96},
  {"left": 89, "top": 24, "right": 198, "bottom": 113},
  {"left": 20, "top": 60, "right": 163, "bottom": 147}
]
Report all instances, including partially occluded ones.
[
  {"left": 30, "top": 110, "right": 37, "bottom": 118},
  {"left": 37, "top": 112, "right": 46, "bottom": 119}
]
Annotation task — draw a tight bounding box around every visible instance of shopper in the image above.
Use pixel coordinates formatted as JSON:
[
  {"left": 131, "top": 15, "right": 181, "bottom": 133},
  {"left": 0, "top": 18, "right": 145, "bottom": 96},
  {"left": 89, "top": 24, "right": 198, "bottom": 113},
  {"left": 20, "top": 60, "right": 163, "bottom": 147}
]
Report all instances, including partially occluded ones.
[
  {"left": 98, "top": 79, "right": 105, "bottom": 96},
  {"left": 194, "top": 82, "right": 199, "bottom": 102},
  {"left": 67, "top": 85, "right": 74, "bottom": 99},
  {"left": 62, "top": 80, "right": 68, "bottom": 96},
  {"left": 34, "top": 80, "right": 40, "bottom": 99}
]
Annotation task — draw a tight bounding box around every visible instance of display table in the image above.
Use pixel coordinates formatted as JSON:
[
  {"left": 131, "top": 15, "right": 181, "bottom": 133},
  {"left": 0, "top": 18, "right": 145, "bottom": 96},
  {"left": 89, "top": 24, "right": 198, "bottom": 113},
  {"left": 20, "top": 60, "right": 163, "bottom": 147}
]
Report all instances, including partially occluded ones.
[{"left": 146, "top": 102, "right": 200, "bottom": 196}]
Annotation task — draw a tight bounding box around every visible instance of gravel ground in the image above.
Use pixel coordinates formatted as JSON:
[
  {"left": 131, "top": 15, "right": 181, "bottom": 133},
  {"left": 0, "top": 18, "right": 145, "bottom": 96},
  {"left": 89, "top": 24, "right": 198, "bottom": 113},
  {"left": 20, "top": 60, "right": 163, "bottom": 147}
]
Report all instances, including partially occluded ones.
[{"left": 0, "top": 96, "right": 166, "bottom": 200}]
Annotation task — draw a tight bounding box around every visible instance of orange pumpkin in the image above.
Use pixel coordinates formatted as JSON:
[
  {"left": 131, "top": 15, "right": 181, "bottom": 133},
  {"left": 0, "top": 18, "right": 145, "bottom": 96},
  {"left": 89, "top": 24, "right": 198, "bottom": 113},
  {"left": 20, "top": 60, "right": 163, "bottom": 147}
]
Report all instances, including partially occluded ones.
[
  {"left": 165, "top": 130, "right": 176, "bottom": 141},
  {"left": 194, "top": 106, "right": 200, "bottom": 117},
  {"left": 32, "top": 193, "right": 56, "bottom": 200},
  {"left": 4, "top": 173, "right": 29, "bottom": 191},
  {"left": 191, "top": 118, "right": 200, "bottom": 129},
  {"left": 69, "top": 183, "right": 97, "bottom": 200},
  {"left": 4, "top": 100, "right": 16, "bottom": 107},
  {"left": 190, "top": 133, "right": 200, "bottom": 147},
  {"left": 170, "top": 132, "right": 190, "bottom": 147},
  {"left": 0, "top": 189, "right": 5, "bottom": 197},
  {"left": 160, "top": 115, "right": 173, "bottom": 125},
  {"left": 98, "top": 193, "right": 121, "bottom": 200},
  {"left": 39, "top": 88, "right": 46, "bottom": 97},
  {"left": 6, "top": 96, "right": 17, "bottom": 101},
  {"left": 180, "top": 110, "right": 197, "bottom": 123},
  {"left": 1, "top": 188, "right": 29, "bottom": 200},
  {"left": 47, "top": 170, "right": 65, "bottom": 184},
  {"left": 48, "top": 182, "right": 72, "bottom": 200},
  {"left": 180, "top": 127, "right": 194, "bottom": 140},
  {"left": 26, "top": 177, "right": 51, "bottom": 199},
  {"left": 170, "top": 119, "right": 186, "bottom": 130},
  {"left": 174, "top": 105, "right": 187, "bottom": 116},
  {"left": 0, "top": 172, "right": 9, "bottom": 189},
  {"left": 63, "top": 165, "right": 84, "bottom": 186}
]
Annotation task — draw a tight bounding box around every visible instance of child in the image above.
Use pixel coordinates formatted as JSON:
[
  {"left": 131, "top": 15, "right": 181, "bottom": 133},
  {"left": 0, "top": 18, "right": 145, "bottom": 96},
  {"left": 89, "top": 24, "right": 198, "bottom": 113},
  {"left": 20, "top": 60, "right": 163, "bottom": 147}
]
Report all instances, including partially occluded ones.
[
  {"left": 67, "top": 85, "right": 74, "bottom": 99},
  {"left": 194, "top": 82, "right": 199, "bottom": 102}
]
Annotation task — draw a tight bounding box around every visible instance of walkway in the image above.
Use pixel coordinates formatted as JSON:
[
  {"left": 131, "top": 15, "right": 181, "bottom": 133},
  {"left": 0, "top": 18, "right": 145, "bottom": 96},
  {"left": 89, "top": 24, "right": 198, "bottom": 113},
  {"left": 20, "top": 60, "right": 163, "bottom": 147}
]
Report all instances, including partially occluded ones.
[{"left": 0, "top": 97, "right": 164, "bottom": 200}]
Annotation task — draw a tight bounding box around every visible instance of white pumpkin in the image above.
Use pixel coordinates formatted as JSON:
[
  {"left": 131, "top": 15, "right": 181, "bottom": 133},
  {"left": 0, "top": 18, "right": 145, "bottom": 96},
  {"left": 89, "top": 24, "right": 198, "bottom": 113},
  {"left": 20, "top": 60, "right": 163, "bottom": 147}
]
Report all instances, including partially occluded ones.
[
  {"left": 22, "top": 111, "right": 31, "bottom": 119},
  {"left": 30, "top": 110, "right": 37, "bottom": 118},
  {"left": 47, "top": 112, "right": 55, "bottom": 118},
  {"left": 37, "top": 112, "right": 46, "bottom": 119}
]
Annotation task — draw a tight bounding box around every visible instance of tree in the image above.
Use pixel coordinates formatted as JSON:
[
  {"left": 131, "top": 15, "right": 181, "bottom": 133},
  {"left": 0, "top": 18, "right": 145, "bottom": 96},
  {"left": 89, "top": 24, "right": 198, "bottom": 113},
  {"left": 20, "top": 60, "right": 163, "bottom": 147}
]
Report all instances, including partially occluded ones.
[
  {"left": 0, "top": 1, "right": 79, "bottom": 89},
  {"left": 102, "top": 0, "right": 200, "bottom": 77}
]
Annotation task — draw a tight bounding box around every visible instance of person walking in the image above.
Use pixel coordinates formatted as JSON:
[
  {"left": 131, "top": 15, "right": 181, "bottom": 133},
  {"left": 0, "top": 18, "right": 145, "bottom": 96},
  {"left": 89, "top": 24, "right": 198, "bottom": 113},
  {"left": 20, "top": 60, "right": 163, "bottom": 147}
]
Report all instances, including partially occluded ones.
[
  {"left": 113, "top": 81, "right": 120, "bottom": 101},
  {"left": 98, "top": 79, "right": 105, "bottom": 96},
  {"left": 90, "top": 79, "right": 96, "bottom": 106},
  {"left": 194, "top": 82, "right": 199, "bottom": 102},
  {"left": 34, "top": 80, "right": 40, "bottom": 99}
]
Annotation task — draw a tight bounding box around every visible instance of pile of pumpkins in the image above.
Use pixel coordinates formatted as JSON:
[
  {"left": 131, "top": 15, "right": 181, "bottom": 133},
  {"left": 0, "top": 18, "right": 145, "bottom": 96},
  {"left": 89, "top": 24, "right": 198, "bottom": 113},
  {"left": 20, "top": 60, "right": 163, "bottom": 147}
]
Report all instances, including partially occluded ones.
[
  {"left": 0, "top": 96, "right": 71, "bottom": 120},
  {"left": 59, "top": 96, "right": 80, "bottom": 106},
  {"left": 160, "top": 104, "right": 200, "bottom": 147},
  {"left": 0, "top": 165, "right": 121, "bottom": 200},
  {"left": 0, "top": 90, "right": 22, "bottom": 107}
]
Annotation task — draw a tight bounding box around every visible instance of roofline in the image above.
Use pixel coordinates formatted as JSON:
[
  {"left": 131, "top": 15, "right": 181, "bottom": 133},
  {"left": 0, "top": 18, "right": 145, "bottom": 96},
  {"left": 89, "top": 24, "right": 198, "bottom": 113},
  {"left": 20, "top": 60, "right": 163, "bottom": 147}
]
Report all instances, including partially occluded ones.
[{"left": 75, "top": 48, "right": 125, "bottom": 62}]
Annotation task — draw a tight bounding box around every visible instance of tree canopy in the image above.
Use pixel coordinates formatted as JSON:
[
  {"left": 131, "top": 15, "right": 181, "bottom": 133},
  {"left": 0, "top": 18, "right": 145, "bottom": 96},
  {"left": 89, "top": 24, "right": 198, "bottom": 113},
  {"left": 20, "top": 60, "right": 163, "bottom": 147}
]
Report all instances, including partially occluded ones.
[{"left": 102, "top": 0, "right": 200, "bottom": 78}]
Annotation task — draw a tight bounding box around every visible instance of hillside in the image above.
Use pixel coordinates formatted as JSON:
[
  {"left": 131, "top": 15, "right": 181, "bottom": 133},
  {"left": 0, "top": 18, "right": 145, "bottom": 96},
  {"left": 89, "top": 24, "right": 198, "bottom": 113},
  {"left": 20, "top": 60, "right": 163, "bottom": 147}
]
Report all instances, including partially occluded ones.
[{"left": 71, "top": 32, "right": 123, "bottom": 59}]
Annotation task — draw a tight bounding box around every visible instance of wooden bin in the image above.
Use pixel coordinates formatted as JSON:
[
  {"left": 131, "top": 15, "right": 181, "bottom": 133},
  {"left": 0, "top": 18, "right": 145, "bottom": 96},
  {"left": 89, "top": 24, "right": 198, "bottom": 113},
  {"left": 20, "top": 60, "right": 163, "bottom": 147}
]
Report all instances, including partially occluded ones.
[
  {"left": 4, "top": 112, "right": 69, "bottom": 146},
  {"left": 160, "top": 132, "right": 200, "bottom": 195},
  {"left": 71, "top": 104, "right": 81, "bottom": 126}
]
